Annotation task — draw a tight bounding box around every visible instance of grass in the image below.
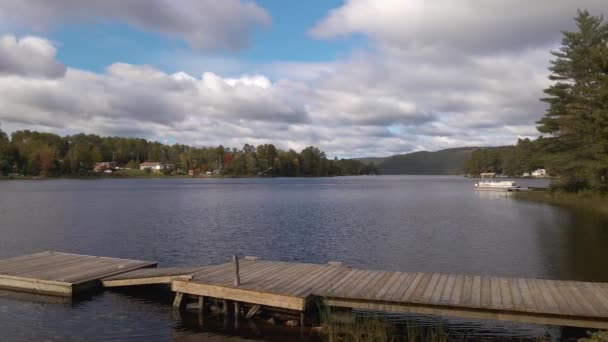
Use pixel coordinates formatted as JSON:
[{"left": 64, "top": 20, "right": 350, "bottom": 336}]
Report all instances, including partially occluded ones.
[
  {"left": 514, "top": 190, "right": 608, "bottom": 216},
  {"left": 318, "top": 305, "right": 396, "bottom": 342},
  {"left": 314, "top": 299, "right": 564, "bottom": 341},
  {"left": 579, "top": 331, "right": 608, "bottom": 342}
]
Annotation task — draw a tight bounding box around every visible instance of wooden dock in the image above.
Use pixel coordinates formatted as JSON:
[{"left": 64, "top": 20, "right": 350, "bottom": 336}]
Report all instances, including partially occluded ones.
[
  {"left": 169, "top": 259, "right": 608, "bottom": 329},
  {"left": 1, "top": 252, "right": 608, "bottom": 329},
  {"left": 0, "top": 251, "right": 156, "bottom": 296}
]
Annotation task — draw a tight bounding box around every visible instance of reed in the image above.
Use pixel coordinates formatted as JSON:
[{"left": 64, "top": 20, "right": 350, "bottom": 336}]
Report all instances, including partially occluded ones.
[
  {"left": 579, "top": 330, "right": 608, "bottom": 342},
  {"left": 315, "top": 299, "right": 551, "bottom": 342},
  {"left": 514, "top": 190, "right": 608, "bottom": 216}
]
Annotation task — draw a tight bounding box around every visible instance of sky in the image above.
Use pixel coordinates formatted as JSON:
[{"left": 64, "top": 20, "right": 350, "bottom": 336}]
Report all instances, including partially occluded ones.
[{"left": 0, "top": 1, "right": 606, "bottom": 158}]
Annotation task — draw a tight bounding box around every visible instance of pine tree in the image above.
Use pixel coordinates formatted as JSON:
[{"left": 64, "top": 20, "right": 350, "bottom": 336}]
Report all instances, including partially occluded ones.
[{"left": 537, "top": 10, "right": 608, "bottom": 191}]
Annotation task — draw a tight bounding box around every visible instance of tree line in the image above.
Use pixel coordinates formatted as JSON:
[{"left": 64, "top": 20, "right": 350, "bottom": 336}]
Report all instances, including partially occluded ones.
[
  {"left": 465, "top": 10, "right": 608, "bottom": 192},
  {"left": 0, "top": 127, "right": 378, "bottom": 177},
  {"left": 463, "top": 138, "right": 544, "bottom": 177}
]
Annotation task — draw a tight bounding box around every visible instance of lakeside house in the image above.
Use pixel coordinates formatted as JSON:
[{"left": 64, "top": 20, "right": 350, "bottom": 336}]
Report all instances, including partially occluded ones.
[
  {"left": 93, "top": 162, "right": 117, "bottom": 172},
  {"left": 139, "top": 162, "right": 175, "bottom": 173},
  {"left": 531, "top": 168, "right": 547, "bottom": 177}
]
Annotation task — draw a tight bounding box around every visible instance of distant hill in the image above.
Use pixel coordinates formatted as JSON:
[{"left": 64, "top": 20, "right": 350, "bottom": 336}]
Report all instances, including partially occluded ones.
[{"left": 355, "top": 147, "right": 479, "bottom": 175}]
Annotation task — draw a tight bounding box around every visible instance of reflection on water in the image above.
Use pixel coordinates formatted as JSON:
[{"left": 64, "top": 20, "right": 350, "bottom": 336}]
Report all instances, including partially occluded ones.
[
  {"left": 0, "top": 176, "right": 606, "bottom": 341},
  {"left": 172, "top": 308, "right": 565, "bottom": 341}
]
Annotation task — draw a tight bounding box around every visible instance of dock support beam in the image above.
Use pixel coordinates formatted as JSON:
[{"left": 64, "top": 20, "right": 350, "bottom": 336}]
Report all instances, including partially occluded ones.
[
  {"left": 173, "top": 292, "right": 184, "bottom": 309},
  {"left": 234, "top": 301, "right": 241, "bottom": 329},
  {"left": 245, "top": 304, "right": 261, "bottom": 319},
  {"left": 234, "top": 301, "right": 241, "bottom": 317},
  {"left": 197, "top": 296, "right": 205, "bottom": 312}
]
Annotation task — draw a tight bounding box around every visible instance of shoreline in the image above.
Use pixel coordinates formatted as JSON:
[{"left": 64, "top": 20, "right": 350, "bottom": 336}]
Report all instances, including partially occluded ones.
[
  {"left": 0, "top": 173, "right": 369, "bottom": 180},
  {"left": 514, "top": 190, "right": 608, "bottom": 216}
]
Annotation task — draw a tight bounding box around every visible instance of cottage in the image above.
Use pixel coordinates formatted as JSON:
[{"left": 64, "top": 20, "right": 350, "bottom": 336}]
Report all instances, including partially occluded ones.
[
  {"left": 139, "top": 162, "right": 175, "bottom": 173},
  {"left": 93, "top": 162, "right": 117, "bottom": 172},
  {"left": 531, "top": 168, "right": 547, "bottom": 177}
]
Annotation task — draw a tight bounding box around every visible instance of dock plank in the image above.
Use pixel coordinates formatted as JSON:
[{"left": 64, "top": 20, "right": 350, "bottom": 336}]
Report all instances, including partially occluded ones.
[
  {"left": 480, "top": 276, "right": 492, "bottom": 308},
  {"left": 439, "top": 275, "right": 455, "bottom": 304},
  {"left": 449, "top": 275, "right": 465, "bottom": 306}
]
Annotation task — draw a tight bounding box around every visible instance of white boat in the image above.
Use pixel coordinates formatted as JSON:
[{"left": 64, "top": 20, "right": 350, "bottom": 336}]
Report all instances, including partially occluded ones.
[{"left": 474, "top": 173, "right": 519, "bottom": 191}]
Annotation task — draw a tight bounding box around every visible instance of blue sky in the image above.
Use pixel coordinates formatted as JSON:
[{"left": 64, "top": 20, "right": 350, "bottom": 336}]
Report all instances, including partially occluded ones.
[
  {"left": 53, "top": 0, "right": 361, "bottom": 74},
  {"left": 0, "top": 1, "right": 606, "bottom": 157}
]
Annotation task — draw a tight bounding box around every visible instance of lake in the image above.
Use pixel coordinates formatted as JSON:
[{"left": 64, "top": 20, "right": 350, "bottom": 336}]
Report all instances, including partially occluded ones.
[{"left": 0, "top": 176, "right": 607, "bottom": 341}]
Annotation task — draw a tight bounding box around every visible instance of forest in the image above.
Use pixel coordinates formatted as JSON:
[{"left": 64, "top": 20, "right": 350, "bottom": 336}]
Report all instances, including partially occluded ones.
[
  {"left": 465, "top": 10, "right": 608, "bottom": 193},
  {"left": 0, "top": 127, "right": 377, "bottom": 177}
]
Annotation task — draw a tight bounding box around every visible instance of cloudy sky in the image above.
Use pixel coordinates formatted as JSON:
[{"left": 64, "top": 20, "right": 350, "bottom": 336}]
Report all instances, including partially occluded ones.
[{"left": 0, "top": 1, "right": 605, "bottom": 157}]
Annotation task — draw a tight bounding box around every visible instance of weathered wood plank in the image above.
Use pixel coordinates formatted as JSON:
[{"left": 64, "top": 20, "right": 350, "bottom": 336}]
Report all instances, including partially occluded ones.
[
  {"left": 439, "top": 275, "right": 455, "bottom": 305},
  {"left": 430, "top": 274, "right": 448, "bottom": 304},
  {"left": 172, "top": 279, "right": 306, "bottom": 311},
  {"left": 102, "top": 266, "right": 207, "bottom": 281},
  {"left": 292, "top": 265, "right": 347, "bottom": 297},
  {"left": 556, "top": 281, "right": 586, "bottom": 316},
  {"left": 420, "top": 273, "right": 441, "bottom": 303},
  {"left": 586, "top": 283, "right": 608, "bottom": 313},
  {"left": 363, "top": 271, "right": 394, "bottom": 300},
  {"left": 534, "top": 279, "right": 559, "bottom": 313},
  {"left": 490, "top": 277, "right": 502, "bottom": 308},
  {"left": 387, "top": 272, "right": 413, "bottom": 302},
  {"left": 480, "top": 276, "right": 492, "bottom": 308},
  {"left": 459, "top": 275, "right": 472, "bottom": 306},
  {"left": 471, "top": 276, "right": 482, "bottom": 307},
  {"left": 388, "top": 272, "right": 414, "bottom": 302},
  {"left": 372, "top": 271, "right": 402, "bottom": 300},
  {"left": 498, "top": 277, "right": 513, "bottom": 310},
  {"left": 567, "top": 282, "right": 601, "bottom": 317},
  {"left": 448, "top": 275, "right": 464, "bottom": 306},
  {"left": 508, "top": 278, "right": 525, "bottom": 311},
  {"left": 408, "top": 273, "right": 432, "bottom": 304},
  {"left": 517, "top": 278, "right": 537, "bottom": 312},
  {"left": 544, "top": 279, "right": 571, "bottom": 314}
]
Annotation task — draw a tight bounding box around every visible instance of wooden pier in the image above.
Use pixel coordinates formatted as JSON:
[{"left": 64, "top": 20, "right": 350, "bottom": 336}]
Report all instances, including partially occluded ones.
[
  {"left": 0, "top": 251, "right": 156, "bottom": 296},
  {"left": 167, "top": 259, "right": 608, "bottom": 329},
  {"left": 1, "top": 252, "right": 608, "bottom": 329}
]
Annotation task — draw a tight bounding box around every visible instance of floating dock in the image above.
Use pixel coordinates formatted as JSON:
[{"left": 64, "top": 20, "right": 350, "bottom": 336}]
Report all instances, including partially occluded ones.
[
  {"left": 0, "top": 251, "right": 156, "bottom": 296},
  {"left": 1, "top": 252, "right": 608, "bottom": 329}
]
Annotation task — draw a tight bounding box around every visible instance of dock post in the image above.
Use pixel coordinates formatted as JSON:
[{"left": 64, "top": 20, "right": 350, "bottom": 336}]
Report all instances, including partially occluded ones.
[
  {"left": 233, "top": 254, "right": 240, "bottom": 286},
  {"left": 223, "top": 299, "right": 230, "bottom": 314},
  {"left": 300, "top": 311, "right": 305, "bottom": 335},
  {"left": 234, "top": 302, "right": 240, "bottom": 329},
  {"left": 198, "top": 296, "right": 205, "bottom": 313},
  {"left": 173, "top": 292, "right": 184, "bottom": 310}
]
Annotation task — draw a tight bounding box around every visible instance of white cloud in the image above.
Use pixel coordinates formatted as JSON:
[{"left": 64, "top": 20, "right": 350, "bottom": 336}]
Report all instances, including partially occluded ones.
[
  {"left": 2, "top": 2, "right": 606, "bottom": 157},
  {"left": 0, "top": 34, "right": 66, "bottom": 78},
  {"left": 311, "top": 0, "right": 607, "bottom": 52},
  {"left": 0, "top": 0, "right": 271, "bottom": 51},
  {"left": 0, "top": 52, "right": 310, "bottom": 140},
  {"left": 0, "top": 31, "right": 557, "bottom": 158}
]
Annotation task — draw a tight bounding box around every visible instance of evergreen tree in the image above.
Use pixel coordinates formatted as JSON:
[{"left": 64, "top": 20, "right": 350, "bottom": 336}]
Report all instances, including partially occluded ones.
[{"left": 537, "top": 10, "right": 608, "bottom": 191}]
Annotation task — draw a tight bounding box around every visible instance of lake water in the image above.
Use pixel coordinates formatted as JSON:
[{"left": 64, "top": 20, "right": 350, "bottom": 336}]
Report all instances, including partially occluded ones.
[{"left": 0, "top": 176, "right": 607, "bottom": 341}]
